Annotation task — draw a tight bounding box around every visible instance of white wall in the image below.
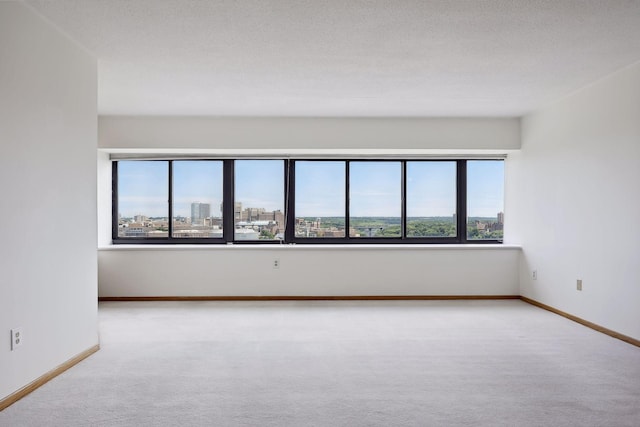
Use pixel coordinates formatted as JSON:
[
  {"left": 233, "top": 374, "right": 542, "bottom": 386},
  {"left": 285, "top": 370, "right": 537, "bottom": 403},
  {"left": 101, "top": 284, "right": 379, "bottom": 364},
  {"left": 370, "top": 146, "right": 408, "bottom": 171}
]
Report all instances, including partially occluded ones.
[
  {"left": 0, "top": 3, "right": 98, "bottom": 401},
  {"left": 99, "top": 116, "right": 520, "bottom": 151},
  {"left": 99, "top": 246, "right": 520, "bottom": 297},
  {"left": 509, "top": 61, "right": 640, "bottom": 340},
  {"left": 97, "top": 115, "right": 520, "bottom": 297},
  {"left": 97, "top": 150, "right": 112, "bottom": 248}
]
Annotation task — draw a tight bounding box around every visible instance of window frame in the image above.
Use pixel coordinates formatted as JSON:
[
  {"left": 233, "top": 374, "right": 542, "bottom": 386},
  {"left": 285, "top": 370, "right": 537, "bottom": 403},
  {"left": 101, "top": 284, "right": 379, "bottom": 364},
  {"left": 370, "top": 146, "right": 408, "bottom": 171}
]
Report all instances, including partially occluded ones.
[
  {"left": 465, "top": 159, "right": 506, "bottom": 243},
  {"left": 232, "top": 159, "right": 288, "bottom": 243},
  {"left": 112, "top": 160, "right": 228, "bottom": 245},
  {"left": 112, "top": 158, "right": 504, "bottom": 245}
]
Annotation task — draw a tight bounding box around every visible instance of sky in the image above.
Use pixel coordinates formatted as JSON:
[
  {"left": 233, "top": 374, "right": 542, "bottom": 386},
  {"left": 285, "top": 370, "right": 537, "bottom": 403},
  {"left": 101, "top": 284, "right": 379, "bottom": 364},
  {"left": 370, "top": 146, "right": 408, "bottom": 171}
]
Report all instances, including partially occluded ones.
[
  {"left": 467, "top": 160, "right": 504, "bottom": 217},
  {"left": 235, "top": 160, "right": 283, "bottom": 213},
  {"left": 173, "top": 161, "right": 223, "bottom": 216},
  {"left": 117, "top": 160, "right": 504, "bottom": 219}
]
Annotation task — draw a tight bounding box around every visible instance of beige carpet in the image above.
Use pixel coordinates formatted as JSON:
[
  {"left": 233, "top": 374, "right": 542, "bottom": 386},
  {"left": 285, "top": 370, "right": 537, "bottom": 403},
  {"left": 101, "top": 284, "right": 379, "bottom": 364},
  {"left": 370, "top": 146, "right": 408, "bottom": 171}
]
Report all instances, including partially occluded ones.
[{"left": 1, "top": 300, "right": 639, "bottom": 426}]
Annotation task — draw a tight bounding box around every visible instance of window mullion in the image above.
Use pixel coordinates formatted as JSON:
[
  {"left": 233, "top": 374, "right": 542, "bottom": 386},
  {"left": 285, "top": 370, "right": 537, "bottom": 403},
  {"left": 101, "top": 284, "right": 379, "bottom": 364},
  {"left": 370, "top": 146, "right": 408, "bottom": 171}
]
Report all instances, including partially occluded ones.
[
  {"left": 401, "top": 161, "right": 407, "bottom": 239},
  {"left": 457, "top": 160, "right": 467, "bottom": 243},
  {"left": 168, "top": 160, "right": 173, "bottom": 240},
  {"left": 285, "top": 160, "right": 295, "bottom": 243},
  {"left": 111, "top": 161, "right": 119, "bottom": 242},
  {"left": 223, "top": 160, "right": 234, "bottom": 243},
  {"left": 345, "top": 161, "right": 350, "bottom": 240}
]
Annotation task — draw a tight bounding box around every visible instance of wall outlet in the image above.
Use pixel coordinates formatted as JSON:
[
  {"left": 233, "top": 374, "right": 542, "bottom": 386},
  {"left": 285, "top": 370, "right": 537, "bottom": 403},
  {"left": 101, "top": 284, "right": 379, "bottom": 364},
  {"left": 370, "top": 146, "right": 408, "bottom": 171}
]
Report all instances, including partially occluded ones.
[
  {"left": 11, "top": 328, "right": 23, "bottom": 350},
  {"left": 273, "top": 259, "right": 280, "bottom": 269},
  {"left": 577, "top": 279, "right": 582, "bottom": 291},
  {"left": 532, "top": 270, "right": 537, "bottom": 280}
]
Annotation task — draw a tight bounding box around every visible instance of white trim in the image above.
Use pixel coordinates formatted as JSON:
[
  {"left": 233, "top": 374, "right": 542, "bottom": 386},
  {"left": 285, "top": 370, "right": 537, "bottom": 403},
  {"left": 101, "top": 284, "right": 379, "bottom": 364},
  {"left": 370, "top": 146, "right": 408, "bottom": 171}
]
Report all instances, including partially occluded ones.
[
  {"left": 99, "top": 244, "right": 521, "bottom": 251},
  {"left": 107, "top": 149, "right": 511, "bottom": 160}
]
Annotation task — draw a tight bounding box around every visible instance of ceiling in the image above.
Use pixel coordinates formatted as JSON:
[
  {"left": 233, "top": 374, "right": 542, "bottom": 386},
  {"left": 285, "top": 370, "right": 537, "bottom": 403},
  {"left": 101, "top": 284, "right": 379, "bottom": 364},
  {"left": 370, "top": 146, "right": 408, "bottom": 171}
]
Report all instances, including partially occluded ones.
[{"left": 26, "top": 0, "right": 640, "bottom": 117}]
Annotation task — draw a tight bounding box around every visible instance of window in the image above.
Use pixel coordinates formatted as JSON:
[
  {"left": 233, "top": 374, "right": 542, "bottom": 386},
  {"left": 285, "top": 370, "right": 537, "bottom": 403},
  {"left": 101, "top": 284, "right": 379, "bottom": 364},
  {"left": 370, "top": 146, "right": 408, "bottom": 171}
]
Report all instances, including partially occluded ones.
[
  {"left": 234, "top": 160, "right": 284, "bottom": 240},
  {"left": 172, "top": 161, "right": 223, "bottom": 239},
  {"left": 113, "top": 158, "right": 504, "bottom": 244},
  {"left": 116, "top": 161, "right": 168, "bottom": 239},
  {"left": 406, "top": 161, "right": 457, "bottom": 238},
  {"left": 467, "top": 160, "right": 504, "bottom": 241},
  {"left": 349, "top": 162, "right": 401, "bottom": 238},
  {"left": 294, "top": 161, "right": 346, "bottom": 238}
]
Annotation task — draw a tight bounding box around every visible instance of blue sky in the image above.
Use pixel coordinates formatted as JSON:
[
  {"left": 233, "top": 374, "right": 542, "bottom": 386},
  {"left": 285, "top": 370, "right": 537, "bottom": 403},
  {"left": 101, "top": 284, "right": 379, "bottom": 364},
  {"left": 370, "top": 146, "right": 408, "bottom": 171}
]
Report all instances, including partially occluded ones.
[
  {"left": 467, "top": 160, "right": 504, "bottom": 217},
  {"left": 118, "top": 160, "right": 503, "bottom": 219},
  {"left": 118, "top": 161, "right": 223, "bottom": 218},
  {"left": 235, "top": 160, "right": 283, "bottom": 212},
  {"left": 173, "top": 161, "right": 223, "bottom": 217},
  {"left": 295, "top": 161, "right": 345, "bottom": 217},
  {"left": 407, "top": 161, "right": 457, "bottom": 217},
  {"left": 349, "top": 162, "right": 401, "bottom": 217},
  {"left": 118, "top": 161, "right": 169, "bottom": 218}
]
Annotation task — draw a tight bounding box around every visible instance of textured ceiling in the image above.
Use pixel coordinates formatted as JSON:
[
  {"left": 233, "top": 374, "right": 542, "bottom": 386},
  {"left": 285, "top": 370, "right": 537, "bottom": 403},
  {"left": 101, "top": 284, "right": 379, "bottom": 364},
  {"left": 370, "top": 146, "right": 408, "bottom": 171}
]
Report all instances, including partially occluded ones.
[{"left": 25, "top": 0, "right": 640, "bottom": 116}]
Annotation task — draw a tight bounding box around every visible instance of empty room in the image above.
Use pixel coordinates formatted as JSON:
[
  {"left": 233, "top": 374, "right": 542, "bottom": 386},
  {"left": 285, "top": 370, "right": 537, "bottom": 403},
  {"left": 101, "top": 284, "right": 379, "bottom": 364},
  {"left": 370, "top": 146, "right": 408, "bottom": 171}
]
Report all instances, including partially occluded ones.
[{"left": 1, "top": 1, "right": 639, "bottom": 426}]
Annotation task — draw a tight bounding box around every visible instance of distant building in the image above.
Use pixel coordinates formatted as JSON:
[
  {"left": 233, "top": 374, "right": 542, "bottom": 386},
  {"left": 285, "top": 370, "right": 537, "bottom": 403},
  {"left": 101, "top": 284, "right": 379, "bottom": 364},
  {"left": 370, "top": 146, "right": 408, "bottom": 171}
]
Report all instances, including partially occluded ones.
[
  {"left": 258, "top": 210, "right": 284, "bottom": 227},
  {"left": 191, "top": 202, "right": 210, "bottom": 225},
  {"left": 497, "top": 211, "right": 504, "bottom": 224},
  {"left": 235, "top": 228, "right": 260, "bottom": 240},
  {"left": 241, "top": 207, "right": 265, "bottom": 222},
  {"left": 172, "top": 226, "right": 222, "bottom": 238},
  {"left": 134, "top": 214, "right": 147, "bottom": 223},
  {"left": 119, "top": 222, "right": 169, "bottom": 238},
  {"left": 216, "top": 201, "right": 242, "bottom": 219}
]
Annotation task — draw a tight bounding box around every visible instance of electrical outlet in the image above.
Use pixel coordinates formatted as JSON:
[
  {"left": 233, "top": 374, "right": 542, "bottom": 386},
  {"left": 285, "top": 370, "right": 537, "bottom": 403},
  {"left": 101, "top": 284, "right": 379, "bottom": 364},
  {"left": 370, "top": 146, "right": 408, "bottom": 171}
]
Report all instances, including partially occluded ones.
[
  {"left": 577, "top": 279, "right": 582, "bottom": 291},
  {"left": 273, "top": 259, "right": 280, "bottom": 269},
  {"left": 532, "top": 270, "right": 537, "bottom": 280},
  {"left": 11, "top": 328, "right": 23, "bottom": 350}
]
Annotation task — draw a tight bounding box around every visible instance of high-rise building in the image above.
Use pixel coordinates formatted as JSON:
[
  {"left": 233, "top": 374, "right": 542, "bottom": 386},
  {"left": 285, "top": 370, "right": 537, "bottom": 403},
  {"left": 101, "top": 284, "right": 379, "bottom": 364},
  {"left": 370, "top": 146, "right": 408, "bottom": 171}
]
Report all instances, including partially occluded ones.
[
  {"left": 243, "top": 207, "right": 265, "bottom": 221},
  {"left": 497, "top": 212, "right": 504, "bottom": 224},
  {"left": 134, "top": 214, "right": 147, "bottom": 223},
  {"left": 217, "top": 201, "right": 242, "bottom": 219},
  {"left": 191, "top": 202, "right": 211, "bottom": 225}
]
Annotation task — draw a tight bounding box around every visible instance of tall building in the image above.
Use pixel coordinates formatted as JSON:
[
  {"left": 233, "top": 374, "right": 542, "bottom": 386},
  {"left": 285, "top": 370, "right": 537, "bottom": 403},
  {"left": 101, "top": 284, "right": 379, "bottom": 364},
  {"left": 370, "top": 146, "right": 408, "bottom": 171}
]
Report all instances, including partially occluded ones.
[
  {"left": 497, "top": 212, "right": 504, "bottom": 225},
  {"left": 232, "top": 202, "right": 242, "bottom": 220},
  {"left": 191, "top": 202, "right": 211, "bottom": 225},
  {"left": 243, "top": 207, "right": 266, "bottom": 221},
  {"left": 134, "top": 214, "right": 147, "bottom": 223}
]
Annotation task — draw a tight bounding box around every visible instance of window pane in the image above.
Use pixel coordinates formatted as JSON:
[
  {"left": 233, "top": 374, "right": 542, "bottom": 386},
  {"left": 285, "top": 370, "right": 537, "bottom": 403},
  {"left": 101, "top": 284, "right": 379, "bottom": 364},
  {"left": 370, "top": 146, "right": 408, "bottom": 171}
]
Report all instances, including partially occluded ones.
[
  {"left": 172, "top": 161, "right": 223, "bottom": 238},
  {"left": 295, "top": 161, "right": 345, "bottom": 238},
  {"left": 235, "top": 160, "right": 284, "bottom": 240},
  {"left": 349, "top": 162, "right": 401, "bottom": 238},
  {"left": 467, "top": 160, "right": 504, "bottom": 240},
  {"left": 406, "top": 162, "right": 457, "bottom": 237},
  {"left": 117, "top": 161, "right": 168, "bottom": 238}
]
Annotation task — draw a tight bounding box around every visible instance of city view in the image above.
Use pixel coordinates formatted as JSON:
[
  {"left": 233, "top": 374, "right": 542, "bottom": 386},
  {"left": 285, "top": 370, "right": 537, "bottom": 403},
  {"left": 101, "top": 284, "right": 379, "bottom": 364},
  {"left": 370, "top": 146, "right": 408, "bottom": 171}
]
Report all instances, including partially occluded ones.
[
  {"left": 118, "top": 202, "right": 504, "bottom": 240},
  {"left": 117, "top": 159, "right": 504, "bottom": 241}
]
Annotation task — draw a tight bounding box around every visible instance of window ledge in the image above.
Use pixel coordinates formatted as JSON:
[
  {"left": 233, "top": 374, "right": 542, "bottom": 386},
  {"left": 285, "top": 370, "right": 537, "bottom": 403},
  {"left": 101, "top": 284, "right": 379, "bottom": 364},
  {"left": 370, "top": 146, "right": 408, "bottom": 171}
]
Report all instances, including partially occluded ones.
[{"left": 99, "top": 243, "right": 521, "bottom": 251}]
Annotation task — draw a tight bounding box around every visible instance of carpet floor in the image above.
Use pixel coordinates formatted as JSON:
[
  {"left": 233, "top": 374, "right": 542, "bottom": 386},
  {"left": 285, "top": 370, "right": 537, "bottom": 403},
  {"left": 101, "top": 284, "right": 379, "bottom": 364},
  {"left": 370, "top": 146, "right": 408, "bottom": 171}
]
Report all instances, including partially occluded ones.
[{"left": 1, "top": 300, "right": 639, "bottom": 426}]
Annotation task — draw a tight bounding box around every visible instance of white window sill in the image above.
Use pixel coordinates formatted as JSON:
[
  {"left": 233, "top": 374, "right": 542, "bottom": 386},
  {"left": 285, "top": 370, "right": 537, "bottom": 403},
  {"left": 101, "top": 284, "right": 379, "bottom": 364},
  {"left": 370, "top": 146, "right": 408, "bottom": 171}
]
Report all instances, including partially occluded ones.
[{"left": 99, "top": 243, "right": 521, "bottom": 251}]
